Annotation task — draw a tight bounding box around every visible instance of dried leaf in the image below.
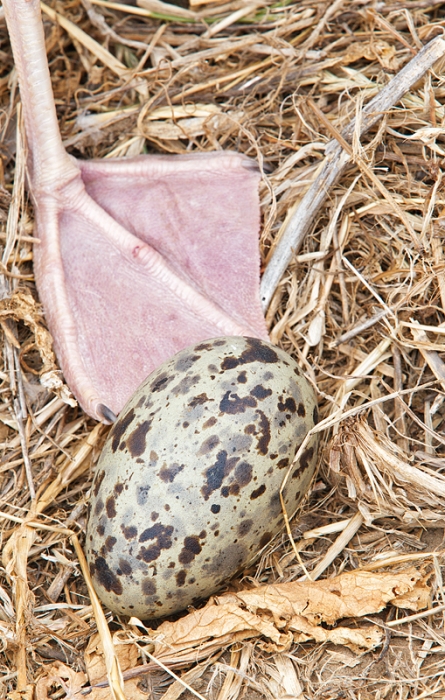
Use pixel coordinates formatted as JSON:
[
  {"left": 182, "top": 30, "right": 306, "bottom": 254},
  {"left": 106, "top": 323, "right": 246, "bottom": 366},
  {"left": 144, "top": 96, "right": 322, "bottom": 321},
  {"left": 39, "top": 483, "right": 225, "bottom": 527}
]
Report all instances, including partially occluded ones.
[
  {"left": 343, "top": 40, "right": 399, "bottom": 70},
  {"left": 0, "top": 292, "right": 75, "bottom": 404},
  {"left": 0, "top": 292, "right": 55, "bottom": 373},
  {"left": 35, "top": 662, "right": 87, "bottom": 700},
  {"left": 85, "top": 633, "right": 145, "bottom": 700},
  {"left": 146, "top": 568, "right": 429, "bottom": 663},
  {"left": 6, "top": 686, "right": 34, "bottom": 700}
]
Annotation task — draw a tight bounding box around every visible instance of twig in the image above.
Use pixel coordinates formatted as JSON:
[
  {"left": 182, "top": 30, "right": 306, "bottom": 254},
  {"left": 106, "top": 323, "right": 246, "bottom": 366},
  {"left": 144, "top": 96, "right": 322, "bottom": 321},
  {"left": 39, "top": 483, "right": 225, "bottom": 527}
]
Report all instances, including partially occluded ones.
[
  {"left": 309, "top": 97, "right": 421, "bottom": 249},
  {"left": 72, "top": 534, "right": 126, "bottom": 700},
  {"left": 260, "top": 34, "right": 445, "bottom": 310},
  {"left": 331, "top": 309, "right": 391, "bottom": 346},
  {"left": 386, "top": 602, "right": 445, "bottom": 627},
  {"left": 299, "top": 511, "right": 365, "bottom": 581}
]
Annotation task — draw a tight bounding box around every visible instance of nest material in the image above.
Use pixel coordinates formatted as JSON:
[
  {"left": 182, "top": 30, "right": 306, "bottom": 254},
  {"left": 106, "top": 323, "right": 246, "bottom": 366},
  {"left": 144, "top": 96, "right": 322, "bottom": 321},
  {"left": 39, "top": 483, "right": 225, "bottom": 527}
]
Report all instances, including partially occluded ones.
[{"left": 1, "top": 1, "right": 445, "bottom": 698}]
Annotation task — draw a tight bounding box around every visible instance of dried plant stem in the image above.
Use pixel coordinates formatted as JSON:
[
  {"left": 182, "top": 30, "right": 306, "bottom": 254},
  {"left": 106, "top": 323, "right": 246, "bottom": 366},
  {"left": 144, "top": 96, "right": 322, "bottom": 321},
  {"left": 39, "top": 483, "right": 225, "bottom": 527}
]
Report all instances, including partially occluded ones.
[
  {"left": 260, "top": 35, "right": 445, "bottom": 310},
  {"left": 392, "top": 344, "right": 410, "bottom": 454},
  {"left": 386, "top": 602, "right": 445, "bottom": 627},
  {"left": 72, "top": 534, "right": 126, "bottom": 700},
  {"left": 299, "top": 511, "right": 365, "bottom": 581},
  {"left": 41, "top": 2, "right": 147, "bottom": 96},
  {"left": 308, "top": 97, "right": 420, "bottom": 248}
]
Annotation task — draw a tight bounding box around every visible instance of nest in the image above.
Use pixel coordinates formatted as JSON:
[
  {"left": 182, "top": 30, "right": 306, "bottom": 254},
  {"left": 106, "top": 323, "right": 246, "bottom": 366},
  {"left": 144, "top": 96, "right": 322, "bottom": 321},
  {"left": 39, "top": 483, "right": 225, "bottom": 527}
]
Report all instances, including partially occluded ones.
[{"left": 0, "top": 0, "right": 445, "bottom": 698}]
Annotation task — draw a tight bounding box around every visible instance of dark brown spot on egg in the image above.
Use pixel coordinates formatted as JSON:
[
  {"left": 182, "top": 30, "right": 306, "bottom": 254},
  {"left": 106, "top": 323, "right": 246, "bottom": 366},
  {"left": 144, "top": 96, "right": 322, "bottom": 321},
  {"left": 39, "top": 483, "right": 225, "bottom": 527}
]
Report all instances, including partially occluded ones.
[
  {"left": 292, "top": 445, "right": 316, "bottom": 478},
  {"left": 150, "top": 450, "right": 158, "bottom": 462},
  {"left": 110, "top": 408, "right": 135, "bottom": 452},
  {"left": 182, "top": 421, "right": 189, "bottom": 428},
  {"left": 259, "top": 532, "right": 272, "bottom": 548},
  {"left": 313, "top": 405, "right": 319, "bottom": 423},
  {"left": 244, "top": 424, "right": 256, "bottom": 435},
  {"left": 250, "top": 385, "right": 272, "bottom": 400},
  {"left": 176, "top": 570, "right": 187, "bottom": 586},
  {"left": 250, "top": 484, "right": 266, "bottom": 499},
  {"left": 96, "top": 524, "right": 105, "bottom": 537},
  {"left": 139, "top": 523, "right": 173, "bottom": 547},
  {"left": 300, "top": 446, "right": 315, "bottom": 471},
  {"left": 203, "top": 416, "right": 217, "bottom": 429},
  {"left": 178, "top": 536, "right": 202, "bottom": 564},
  {"left": 91, "top": 557, "right": 123, "bottom": 595},
  {"left": 220, "top": 338, "right": 279, "bottom": 370},
  {"left": 219, "top": 391, "right": 257, "bottom": 414},
  {"left": 106, "top": 496, "right": 116, "bottom": 518},
  {"left": 114, "top": 482, "right": 123, "bottom": 495},
  {"left": 227, "top": 483, "right": 240, "bottom": 496},
  {"left": 139, "top": 543, "right": 168, "bottom": 563},
  {"left": 151, "top": 372, "right": 174, "bottom": 393},
  {"left": 93, "top": 470, "right": 105, "bottom": 497},
  {"left": 211, "top": 504, "right": 220, "bottom": 514},
  {"left": 118, "top": 559, "right": 132, "bottom": 576},
  {"left": 255, "top": 410, "right": 271, "bottom": 455},
  {"left": 277, "top": 458, "right": 289, "bottom": 469},
  {"left": 188, "top": 393, "right": 213, "bottom": 407},
  {"left": 201, "top": 450, "right": 240, "bottom": 500},
  {"left": 142, "top": 579, "right": 157, "bottom": 596},
  {"left": 121, "top": 524, "right": 138, "bottom": 540},
  {"left": 237, "top": 371, "right": 247, "bottom": 383},
  {"left": 158, "top": 463, "right": 184, "bottom": 483},
  {"left": 278, "top": 396, "right": 297, "bottom": 413},
  {"left": 194, "top": 342, "right": 213, "bottom": 351},
  {"left": 127, "top": 420, "right": 151, "bottom": 458},
  {"left": 105, "top": 536, "right": 117, "bottom": 552},
  {"left": 151, "top": 511, "right": 159, "bottom": 521},
  {"left": 238, "top": 519, "right": 253, "bottom": 536},
  {"left": 198, "top": 435, "right": 220, "bottom": 455},
  {"left": 297, "top": 402, "right": 306, "bottom": 417}
]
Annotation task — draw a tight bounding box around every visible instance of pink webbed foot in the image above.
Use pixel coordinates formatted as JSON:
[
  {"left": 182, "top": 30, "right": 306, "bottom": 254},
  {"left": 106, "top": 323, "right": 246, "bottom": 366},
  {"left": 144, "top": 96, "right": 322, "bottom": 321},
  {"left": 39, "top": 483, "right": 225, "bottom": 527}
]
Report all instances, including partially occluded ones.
[{"left": 3, "top": 0, "right": 268, "bottom": 421}]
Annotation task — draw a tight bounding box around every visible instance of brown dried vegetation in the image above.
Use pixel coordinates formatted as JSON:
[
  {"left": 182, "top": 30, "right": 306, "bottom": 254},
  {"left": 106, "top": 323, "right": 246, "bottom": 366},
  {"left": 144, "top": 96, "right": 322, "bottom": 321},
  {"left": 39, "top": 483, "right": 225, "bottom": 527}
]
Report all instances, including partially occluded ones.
[{"left": 0, "top": 0, "right": 445, "bottom": 698}]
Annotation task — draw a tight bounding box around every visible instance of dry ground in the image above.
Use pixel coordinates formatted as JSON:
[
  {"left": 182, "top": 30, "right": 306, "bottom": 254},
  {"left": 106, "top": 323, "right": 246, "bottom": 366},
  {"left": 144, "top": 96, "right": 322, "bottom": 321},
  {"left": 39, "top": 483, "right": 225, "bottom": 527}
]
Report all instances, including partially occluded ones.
[{"left": 0, "top": 0, "right": 445, "bottom": 698}]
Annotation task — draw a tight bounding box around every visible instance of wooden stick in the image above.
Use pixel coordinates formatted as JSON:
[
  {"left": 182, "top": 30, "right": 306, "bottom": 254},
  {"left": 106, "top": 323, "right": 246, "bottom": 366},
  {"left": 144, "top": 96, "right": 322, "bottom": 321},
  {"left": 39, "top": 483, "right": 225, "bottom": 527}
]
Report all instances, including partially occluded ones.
[{"left": 260, "top": 35, "right": 445, "bottom": 311}]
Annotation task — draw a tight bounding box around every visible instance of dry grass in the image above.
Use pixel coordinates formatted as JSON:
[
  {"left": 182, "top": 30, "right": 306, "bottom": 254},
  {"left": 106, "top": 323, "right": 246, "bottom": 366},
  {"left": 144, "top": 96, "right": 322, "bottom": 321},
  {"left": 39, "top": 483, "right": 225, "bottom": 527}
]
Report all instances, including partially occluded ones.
[{"left": 1, "top": 0, "right": 445, "bottom": 698}]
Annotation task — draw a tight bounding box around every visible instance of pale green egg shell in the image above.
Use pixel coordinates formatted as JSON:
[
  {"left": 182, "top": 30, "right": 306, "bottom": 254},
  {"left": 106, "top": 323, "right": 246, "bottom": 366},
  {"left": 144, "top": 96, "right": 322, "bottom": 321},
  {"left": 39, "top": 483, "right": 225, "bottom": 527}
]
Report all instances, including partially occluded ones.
[{"left": 86, "top": 336, "right": 318, "bottom": 619}]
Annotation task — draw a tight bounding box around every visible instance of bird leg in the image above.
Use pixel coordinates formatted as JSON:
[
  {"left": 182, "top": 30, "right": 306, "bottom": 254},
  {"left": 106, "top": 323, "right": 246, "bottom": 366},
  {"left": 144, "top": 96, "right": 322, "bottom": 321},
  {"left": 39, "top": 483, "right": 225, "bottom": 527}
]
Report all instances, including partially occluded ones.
[{"left": 3, "top": 0, "right": 267, "bottom": 421}]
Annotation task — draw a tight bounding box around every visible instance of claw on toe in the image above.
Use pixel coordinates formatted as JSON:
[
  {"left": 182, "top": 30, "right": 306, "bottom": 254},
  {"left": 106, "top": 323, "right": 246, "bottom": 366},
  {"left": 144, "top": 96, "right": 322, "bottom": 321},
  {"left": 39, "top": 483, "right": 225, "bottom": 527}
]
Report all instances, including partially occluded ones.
[{"left": 98, "top": 403, "right": 117, "bottom": 424}]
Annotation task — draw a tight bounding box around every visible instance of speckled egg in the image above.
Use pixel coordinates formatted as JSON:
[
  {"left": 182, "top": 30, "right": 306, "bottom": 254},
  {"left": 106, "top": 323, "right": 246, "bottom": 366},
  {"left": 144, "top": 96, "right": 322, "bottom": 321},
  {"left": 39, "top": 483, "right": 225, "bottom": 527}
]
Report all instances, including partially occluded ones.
[{"left": 86, "top": 336, "right": 318, "bottom": 619}]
